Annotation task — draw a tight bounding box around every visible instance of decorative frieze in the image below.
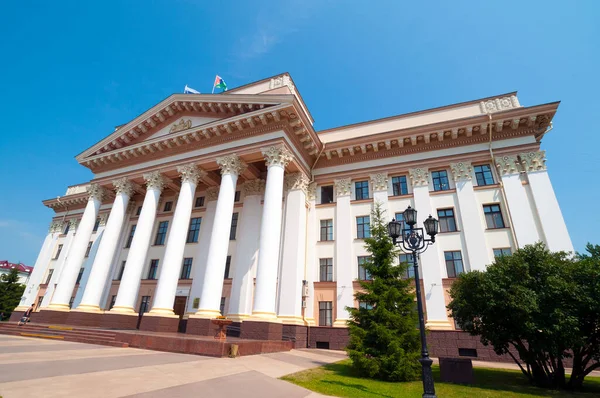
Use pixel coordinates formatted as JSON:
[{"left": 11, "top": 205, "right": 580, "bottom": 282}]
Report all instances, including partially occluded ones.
[
  {"left": 495, "top": 155, "right": 520, "bottom": 176},
  {"left": 408, "top": 168, "right": 429, "bottom": 187},
  {"left": 206, "top": 187, "right": 220, "bottom": 202},
  {"left": 65, "top": 185, "right": 89, "bottom": 196},
  {"left": 307, "top": 182, "right": 317, "bottom": 201},
  {"left": 520, "top": 151, "right": 547, "bottom": 172},
  {"left": 169, "top": 119, "right": 192, "bottom": 134},
  {"left": 112, "top": 178, "right": 135, "bottom": 197},
  {"left": 49, "top": 220, "right": 64, "bottom": 233},
  {"left": 269, "top": 74, "right": 296, "bottom": 95},
  {"left": 284, "top": 173, "right": 309, "bottom": 194},
  {"left": 243, "top": 179, "right": 266, "bottom": 196},
  {"left": 262, "top": 145, "right": 294, "bottom": 168},
  {"left": 216, "top": 154, "right": 247, "bottom": 176},
  {"left": 87, "top": 184, "right": 105, "bottom": 202},
  {"left": 479, "top": 95, "right": 521, "bottom": 113},
  {"left": 143, "top": 171, "right": 167, "bottom": 192},
  {"left": 334, "top": 178, "right": 352, "bottom": 197},
  {"left": 177, "top": 164, "right": 206, "bottom": 185},
  {"left": 369, "top": 173, "right": 388, "bottom": 192},
  {"left": 449, "top": 162, "right": 473, "bottom": 182},
  {"left": 68, "top": 218, "right": 79, "bottom": 231}
]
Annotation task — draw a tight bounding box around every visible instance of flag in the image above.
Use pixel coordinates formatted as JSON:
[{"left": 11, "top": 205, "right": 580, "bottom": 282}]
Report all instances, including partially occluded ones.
[
  {"left": 184, "top": 85, "right": 200, "bottom": 94},
  {"left": 212, "top": 75, "right": 227, "bottom": 93}
]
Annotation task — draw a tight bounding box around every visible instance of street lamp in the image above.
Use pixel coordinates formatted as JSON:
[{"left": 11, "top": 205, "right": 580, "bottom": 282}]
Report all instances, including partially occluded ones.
[{"left": 388, "top": 205, "right": 439, "bottom": 398}]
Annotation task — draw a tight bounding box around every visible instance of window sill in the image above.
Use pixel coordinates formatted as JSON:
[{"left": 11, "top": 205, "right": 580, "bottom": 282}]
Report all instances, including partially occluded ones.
[
  {"left": 438, "top": 230, "right": 461, "bottom": 235},
  {"left": 317, "top": 240, "right": 334, "bottom": 243},
  {"left": 473, "top": 183, "right": 500, "bottom": 190},
  {"left": 185, "top": 241, "right": 198, "bottom": 244},
  {"left": 486, "top": 227, "right": 510, "bottom": 231},
  {"left": 389, "top": 193, "right": 413, "bottom": 200},
  {"left": 351, "top": 198, "right": 373, "bottom": 204},
  {"left": 316, "top": 202, "right": 336, "bottom": 208},
  {"left": 152, "top": 244, "right": 165, "bottom": 247},
  {"left": 430, "top": 189, "right": 456, "bottom": 195},
  {"left": 314, "top": 281, "right": 336, "bottom": 287}
]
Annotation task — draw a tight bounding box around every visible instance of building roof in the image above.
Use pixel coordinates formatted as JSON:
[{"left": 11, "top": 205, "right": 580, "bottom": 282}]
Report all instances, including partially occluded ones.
[{"left": 0, "top": 260, "right": 32, "bottom": 274}]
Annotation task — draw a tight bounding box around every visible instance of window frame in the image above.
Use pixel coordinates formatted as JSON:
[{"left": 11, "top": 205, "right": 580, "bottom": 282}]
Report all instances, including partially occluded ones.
[
  {"left": 136, "top": 206, "right": 142, "bottom": 216},
  {"left": 125, "top": 225, "right": 137, "bottom": 248},
  {"left": 320, "top": 219, "right": 333, "bottom": 241},
  {"left": 76, "top": 268, "right": 84, "bottom": 285},
  {"left": 45, "top": 269, "right": 54, "bottom": 284},
  {"left": 437, "top": 208, "right": 458, "bottom": 233},
  {"left": 116, "top": 260, "right": 126, "bottom": 281},
  {"left": 84, "top": 241, "right": 93, "bottom": 258},
  {"left": 234, "top": 191, "right": 241, "bottom": 202},
  {"left": 53, "top": 244, "right": 63, "bottom": 260},
  {"left": 195, "top": 196, "right": 205, "bottom": 208},
  {"left": 399, "top": 253, "right": 415, "bottom": 279},
  {"left": 224, "top": 256, "right": 232, "bottom": 279},
  {"left": 356, "top": 216, "right": 371, "bottom": 239},
  {"left": 319, "top": 301, "right": 333, "bottom": 326},
  {"left": 445, "top": 251, "right": 464, "bottom": 278},
  {"left": 474, "top": 164, "right": 495, "bottom": 186},
  {"left": 493, "top": 248, "right": 512, "bottom": 258},
  {"left": 431, "top": 170, "right": 450, "bottom": 192},
  {"left": 354, "top": 180, "right": 370, "bottom": 200},
  {"left": 391, "top": 175, "right": 408, "bottom": 196},
  {"left": 483, "top": 204, "right": 506, "bottom": 229},
  {"left": 180, "top": 257, "right": 193, "bottom": 279},
  {"left": 320, "top": 185, "right": 334, "bottom": 204},
  {"left": 319, "top": 258, "right": 333, "bottom": 282},
  {"left": 147, "top": 259, "right": 159, "bottom": 280},
  {"left": 154, "top": 221, "right": 169, "bottom": 245},
  {"left": 186, "top": 217, "right": 202, "bottom": 243},
  {"left": 229, "top": 213, "right": 239, "bottom": 240},
  {"left": 93, "top": 217, "right": 101, "bottom": 232},
  {"left": 163, "top": 201, "right": 173, "bottom": 212},
  {"left": 357, "top": 256, "right": 372, "bottom": 281}
]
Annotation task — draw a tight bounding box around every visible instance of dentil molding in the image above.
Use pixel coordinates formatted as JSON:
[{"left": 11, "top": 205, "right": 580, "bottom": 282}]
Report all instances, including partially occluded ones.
[
  {"left": 243, "top": 179, "right": 266, "bottom": 196},
  {"left": 495, "top": 155, "right": 520, "bottom": 176},
  {"left": 520, "top": 151, "right": 547, "bottom": 172},
  {"left": 87, "top": 184, "right": 106, "bottom": 202},
  {"left": 334, "top": 178, "right": 352, "bottom": 197},
  {"left": 370, "top": 173, "right": 388, "bottom": 192},
  {"left": 112, "top": 178, "right": 135, "bottom": 197},
  {"left": 408, "top": 168, "right": 429, "bottom": 187},
  {"left": 206, "top": 187, "right": 220, "bottom": 202},
  {"left": 284, "top": 172, "right": 309, "bottom": 194},
  {"left": 450, "top": 162, "right": 473, "bottom": 182},
  {"left": 216, "top": 154, "right": 247, "bottom": 175},
  {"left": 177, "top": 164, "right": 206, "bottom": 185},
  {"left": 262, "top": 145, "right": 294, "bottom": 168},
  {"left": 143, "top": 171, "right": 168, "bottom": 192}
]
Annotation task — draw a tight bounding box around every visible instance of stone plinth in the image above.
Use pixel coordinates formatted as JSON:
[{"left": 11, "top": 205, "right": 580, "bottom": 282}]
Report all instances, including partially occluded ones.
[
  {"left": 67, "top": 311, "right": 104, "bottom": 327},
  {"left": 100, "top": 313, "right": 139, "bottom": 329},
  {"left": 35, "top": 309, "right": 70, "bottom": 325},
  {"left": 308, "top": 326, "right": 349, "bottom": 350},
  {"left": 241, "top": 321, "right": 283, "bottom": 341},
  {"left": 439, "top": 357, "right": 474, "bottom": 384},
  {"left": 282, "top": 324, "right": 308, "bottom": 348},
  {"left": 138, "top": 315, "right": 180, "bottom": 333},
  {"left": 186, "top": 317, "right": 219, "bottom": 336}
]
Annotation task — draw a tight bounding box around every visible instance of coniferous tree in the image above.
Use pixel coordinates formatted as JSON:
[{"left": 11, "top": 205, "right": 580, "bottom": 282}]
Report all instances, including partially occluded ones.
[
  {"left": 346, "top": 203, "right": 421, "bottom": 381},
  {"left": 0, "top": 268, "right": 26, "bottom": 320}
]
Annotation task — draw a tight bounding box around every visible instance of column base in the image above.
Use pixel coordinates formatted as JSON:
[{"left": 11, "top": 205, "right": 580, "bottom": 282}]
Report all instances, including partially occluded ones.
[
  {"left": 332, "top": 318, "right": 349, "bottom": 328},
  {"left": 425, "top": 319, "right": 454, "bottom": 330},
  {"left": 46, "top": 303, "right": 70, "bottom": 312},
  {"left": 100, "top": 312, "right": 139, "bottom": 329},
  {"left": 304, "top": 317, "right": 316, "bottom": 326},
  {"left": 139, "top": 313, "right": 180, "bottom": 333},
  {"left": 249, "top": 311, "right": 280, "bottom": 323},
  {"left": 186, "top": 317, "right": 219, "bottom": 336},
  {"left": 227, "top": 313, "right": 251, "bottom": 322},
  {"left": 72, "top": 304, "right": 103, "bottom": 313},
  {"left": 35, "top": 309, "right": 70, "bottom": 325},
  {"left": 278, "top": 315, "right": 306, "bottom": 326},
  {"left": 193, "top": 308, "right": 221, "bottom": 319},
  {"left": 241, "top": 320, "right": 283, "bottom": 341},
  {"left": 67, "top": 310, "right": 105, "bottom": 327},
  {"left": 148, "top": 307, "right": 176, "bottom": 316},
  {"left": 109, "top": 305, "right": 136, "bottom": 314}
]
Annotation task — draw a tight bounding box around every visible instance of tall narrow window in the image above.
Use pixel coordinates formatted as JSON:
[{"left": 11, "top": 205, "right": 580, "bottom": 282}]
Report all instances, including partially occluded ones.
[
  {"left": 356, "top": 216, "right": 371, "bottom": 239},
  {"left": 474, "top": 164, "right": 495, "bottom": 186},
  {"left": 116, "top": 261, "right": 126, "bottom": 280},
  {"left": 432, "top": 170, "right": 450, "bottom": 191},
  {"left": 125, "top": 225, "right": 137, "bottom": 248},
  {"left": 69, "top": 297, "right": 75, "bottom": 309},
  {"left": 445, "top": 251, "right": 464, "bottom": 278},
  {"left": 320, "top": 186, "right": 334, "bottom": 204},
  {"left": 63, "top": 223, "right": 70, "bottom": 235},
  {"left": 76, "top": 268, "right": 84, "bottom": 284},
  {"left": 224, "top": 256, "right": 232, "bottom": 278},
  {"left": 195, "top": 196, "right": 205, "bottom": 208},
  {"left": 53, "top": 244, "right": 63, "bottom": 260},
  {"left": 109, "top": 295, "right": 117, "bottom": 310},
  {"left": 357, "top": 256, "right": 372, "bottom": 281},
  {"left": 354, "top": 181, "right": 369, "bottom": 200},
  {"left": 437, "top": 209, "right": 457, "bottom": 232},
  {"left": 163, "top": 201, "right": 173, "bottom": 212},
  {"left": 394, "top": 213, "right": 406, "bottom": 233},
  {"left": 186, "top": 217, "right": 202, "bottom": 243},
  {"left": 93, "top": 217, "right": 101, "bottom": 232},
  {"left": 220, "top": 297, "right": 226, "bottom": 315},
  {"left": 84, "top": 241, "right": 93, "bottom": 258},
  {"left": 234, "top": 191, "right": 241, "bottom": 202},
  {"left": 45, "top": 269, "right": 54, "bottom": 284},
  {"left": 230, "top": 213, "right": 239, "bottom": 240},
  {"left": 147, "top": 259, "right": 159, "bottom": 280},
  {"left": 392, "top": 176, "right": 408, "bottom": 196},
  {"left": 319, "top": 258, "right": 333, "bottom": 282},
  {"left": 36, "top": 296, "right": 44, "bottom": 310},
  {"left": 139, "top": 296, "right": 151, "bottom": 313},
  {"left": 154, "top": 221, "right": 169, "bottom": 245},
  {"left": 136, "top": 206, "right": 142, "bottom": 216},
  {"left": 320, "top": 219, "right": 333, "bottom": 241},
  {"left": 319, "top": 301, "right": 333, "bottom": 326},
  {"left": 483, "top": 204, "right": 505, "bottom": 229},
  {"left": 399, "top": 253, "right": 415, "bottom": 279},
  {"left": 181, "top": 258, "right": 193, "bottom": 279}
]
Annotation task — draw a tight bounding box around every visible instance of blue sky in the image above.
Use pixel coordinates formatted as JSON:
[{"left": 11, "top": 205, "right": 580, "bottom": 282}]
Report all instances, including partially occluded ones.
[{"left": 0, "top": 1, "right": 598, "bottom": 265}]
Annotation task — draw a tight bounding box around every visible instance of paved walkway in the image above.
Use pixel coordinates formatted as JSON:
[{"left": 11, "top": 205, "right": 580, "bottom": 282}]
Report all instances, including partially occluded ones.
[{"left": 0, "top": 335, "right": 345, "bottom": 398}]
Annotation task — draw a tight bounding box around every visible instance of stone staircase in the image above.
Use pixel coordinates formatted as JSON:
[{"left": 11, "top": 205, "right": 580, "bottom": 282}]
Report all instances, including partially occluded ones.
[{"left": 0, "top": 322, "right": 129, "bottom": 348}]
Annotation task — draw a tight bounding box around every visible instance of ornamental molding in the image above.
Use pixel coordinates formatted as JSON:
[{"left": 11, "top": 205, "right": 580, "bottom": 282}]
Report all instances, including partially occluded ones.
[
  {"left": 334, "top": 178, "right": 352, "bottom": 197},
  {"left": 307, "top": 182, "right": 317, "bottom": 201},
  {"left": 243, "top": 179, "right": 266, "bottom": 196},
  {"left": 520, "top": 151, "right": 547, "bottom": 172},
  {"left": 112, "top": 178, "right": 135, "bottom": 197},
  {"left": 177, "top": 164, "right": 206, "bottom": 185},
  {"left": 408, "top": 168, "right": 429, "bottom": 187},
  {"left": 269, "top": 75, "right": 296, "bottom": 95},
  {"left": 65, "top": 185, "right": 89, "bottom": 196},
  {"left": 49, "top": 221, "right": 64, "bottom": 233},
  {"left": 369, "top": 173, "right": 388, "bottom": 192},
  {"left": 284, "top": 172, "right": 309, "bottom": 194},
  {"left": 169, "top": 119, "right": 192, "bottom": 134},
  {"left": 87, "top": 184, "right": 106, "bottom": 202},
  {"left": 126, "top": 200, "right": 137, "bottom": 214},
  {"left": 68, "top": 218, "right": 79, "bottom": 231},
  {"left": 206, "top": 187, "right": 220, "bottom": 202},
  {"left": 495, "top": 155, "right": 520, "bottom": 176},
  {"left": 99, "top": 213, "right": 109, "bottom": 226},
  {"left": 216, "top": 154, "right": 247, "bottom": 176},
  {"left": 143, "top": 171, "right": 167, "bottom": 192},
  {"left": 479, "top": 95, "right": 521, "bottom": 113},
  {"left": 449, "top": 162, "right": 473, "bottom": 182},
  {"left": 262, "top": 145, "right": 294, "bottom": 168}
]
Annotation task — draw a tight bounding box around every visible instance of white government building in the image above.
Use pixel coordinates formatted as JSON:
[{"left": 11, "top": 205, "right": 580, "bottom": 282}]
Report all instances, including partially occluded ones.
[{"left": 15, "top": 73, "right": 573, "bottom": 333}]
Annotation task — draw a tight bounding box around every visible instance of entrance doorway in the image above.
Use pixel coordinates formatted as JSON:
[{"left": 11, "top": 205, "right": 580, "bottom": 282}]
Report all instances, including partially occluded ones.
[{"left": 174, "top": 296, "right": 187, "bottom": 333}]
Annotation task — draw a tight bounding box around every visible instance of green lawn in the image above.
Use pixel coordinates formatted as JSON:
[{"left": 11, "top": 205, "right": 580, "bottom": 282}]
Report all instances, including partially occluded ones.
[{"left": 282, "top": 360, "right": 600, "bottom": 398}]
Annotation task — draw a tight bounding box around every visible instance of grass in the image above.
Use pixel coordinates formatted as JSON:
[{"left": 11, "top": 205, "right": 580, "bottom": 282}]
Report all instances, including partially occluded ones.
[{"left": 282, "top": 360, "right": 600, "bottom": 398}]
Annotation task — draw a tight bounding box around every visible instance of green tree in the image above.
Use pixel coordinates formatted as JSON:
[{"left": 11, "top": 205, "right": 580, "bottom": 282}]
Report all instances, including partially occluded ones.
[
  {"left": 346, "top": 203, "right": 421, "bottom": 381},
  {"left": 0, "top": 268, "right": 26, "bottom": 321},
  {"left": 448, "top": 243, "right": 600, "bottom": 390}
]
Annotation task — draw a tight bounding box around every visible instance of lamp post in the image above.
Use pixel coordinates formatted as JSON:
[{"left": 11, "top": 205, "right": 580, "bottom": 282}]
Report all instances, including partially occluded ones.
[{"left": 388, "top": 205, "right": 439, "bottom": 398}]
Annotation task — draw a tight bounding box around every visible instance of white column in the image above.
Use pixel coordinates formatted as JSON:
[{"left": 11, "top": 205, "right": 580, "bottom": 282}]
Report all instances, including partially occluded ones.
[
  {"left": 77, "top": 179, "right": 135, "bottom": 312},
  {"left": 520, "top": 151, "right": 574, "bottom": 253},
  {"left": 408, "top": 168, "right": 452, "bottom": 330},
  {"left": 303, "top": 183, "right": 317, "bottom": 325},
  {"left": 72, "top": 216, "right": 107, "bottom": 309},
  {"left": 41, "top": 219, "right": 77, "bottom": 308},
  {"left": 333, "top": 178, "right": 354, "bottom": 327},
  {"left": 150, "top": 165, "right": 205, "bottom": 315},
  {"left": 370, "top": 172, "right": 389, "bottom": 212},
  {"left": 194, "top": 154, "right": 246, "bottom": 318},
  {"left": 228, "top": 179, "right": 265, "bottom": 321},
  {"left": 186, "top": 187, "right": 218, "bottom": 313},
  {"left": 450, "top": 162, "right": 491, "bottom": 271},
  {"left": 277, "top": 173, "right": 309, "bottom": 325},
  {"left": 251, "top": 145, "right": 293, "bottom": 321},
  {"left": 111, "top": 172, "right": 167, "bottom": 314},
  {"left": 496, "top": 155, "right": 541, "bottom": 247},
  {"left": 48, "top": 185, "right": 105, "bottom": 311}
]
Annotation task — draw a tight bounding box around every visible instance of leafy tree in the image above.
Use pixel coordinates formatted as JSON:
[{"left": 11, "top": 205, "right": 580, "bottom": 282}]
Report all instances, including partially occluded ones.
[
  {"left": 448, "top": 243, "right": 600, "bottom": 390},
  {"left": 0, "top": 268, "right": 26, "bottom": 321},
  {"left": 346, "top": 203, "right": 421, "bottom": 381}
]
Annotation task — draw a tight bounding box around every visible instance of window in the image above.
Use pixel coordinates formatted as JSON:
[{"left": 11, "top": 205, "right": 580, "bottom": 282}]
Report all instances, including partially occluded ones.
[
  {"left": 224, "top": 256, "right": 232, "bottom": 279},
  {"left": 445, "top": 251, "right": 464, "bottom": 278},
  {"left": 181, "top": 258, "right": 193, "bottom": 279},
  {"left": 36, "top": 296, "right": 43, "bottom": 311},
  {"left": 116, "top": 261, "right": 126, "bottom": 280},
  {"left": 163, "top": 201, "right": 173, "bottom": 212},
  {"left": 355, "top": 181, "right": 369, "bottom": 200},
  {"left": 399, "top": 253, "right": 415, "bottom": 279},
  {"left": 93, "top": 217, "right": 101, "bottom": 232},
  {"left": 392, "top": 176, "right": 408, "bottom": 196},
  {"left": 394, "top": 213, "right": 406, "bottom": 233},
  {"left": 356, "top": 216, "right": 371, "bottom": 239},
  {"left": 319, "top": 302, "right": 333, "bottom": 326},
  {"left": 319, "top": 258, "right": 333, "bottom": 282},
  {"left": 359, "top": 301, "right": 374, "bottom": 310},
  {"left": 63, "top": 222, "right": 70, "bottom": 235},
  {"left": 136, "top": 206, "right": 142, "bottom": 216},
  {"left": 432, "top": 170, "right": 450, "bottom": 191},
  {"left": 234, "top": 191, "right": 241, "bottom": 202},
  {"left": 320, "top": 219, "right": 333, "bottom": 241},
  {"left": 147, "top": 259, "right": 159, "bottom": 280},
  {"left": 483, "top": 204, "right": 506, "bottom": 229},
  {"left": 493, "top": 248, "right": 512, "bottom": 258},
  {"left": 474, "top": 164, "right": 495, "bottom": 186},
  {"left": 69, "top": 297, "right": 75, "bottom": 309},
  {"left": 320, "top": 186, "right": 334, "bottom": 204},
  {"left": 53, "top": 244, "right": 63, "bottom": 260},
  {"left": 437, "top": 209, "right": 457, "bottom": 232},
  {"left": 45, "top": 269, "right": 54, "bottom": 284},
  {"left": 140, "top": 296, "right": 151, "bottom": 313},
  {"left": 109, "top": 295, "right": 117, "bottom": 310},
  {"left": 125, "top": 225, "right": 137, "bottom": 248},
  {"left": 195, "top": 196, "right": 205, "bottom": 208},
  {"left": 154, "top": 221, "right": 169, "bottom": 245},
  {"left": 357, "top": 256, "right": 372, "bottom": 281},
  {"left": 230, "top": 213, "right": 239, "bottom": 240},
  {"left": 186, "top": 217, "right": 202, "bottom": 243},
  {"left": 76, "top": 268, "right": 84, "bottom": 284},
  {"left": 220, "top": 297, "right": 226, "bottom": 315},
  {"left": 85, "top": 241, "right": 93, "bottom": 258}
]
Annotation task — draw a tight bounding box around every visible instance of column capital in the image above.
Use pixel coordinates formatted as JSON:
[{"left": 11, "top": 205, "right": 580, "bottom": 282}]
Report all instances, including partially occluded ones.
[
  {"left": 450, "top": 161, "right": 473, "bottom": 182},
  {"left": 495, "top": 155, "right": 520, "bottom": 176},
  {"left": 99, "top": 213, "right": 109, "bottom": 226},
  {"left": 87, "top": 184, "right": 106, "bottom": 202},
  {"left": 369, "top": 172, "right": 388, "bottom": 192},
  {"left": 112, "top": 178, "right": 135, "bottom": 197},
  {"left": 242, "top": 179, "right": 266, "bottom": 197},
  {"left": 68, "top": 218, "right": 79, "bottom": 231},
  {"left": 143, "top": 171, "right": 168, "bottom": 192},
  {"left": 206, "top": 186, "right": 220, "bottom": 202},
  {"left": 284, "top": 172, "right": 309, "bottom": 194},
  {"left": 408, "top": 167, "right": 429, "bottom": 187},
  {"left": 307, "top": 182, "right": 317, "bottom": 201},
  {"left": 176, "top": 163, "right": 206, "bottom": 185},
  {"left": 49, "top": 220, "right": 64, "bottom": 233},
  {"left": 261, "top": 145, "right": 293, "bottom": 168},
  {"left": 520, "top": 151, "right": 546, "bottom": 172},
  {"left": 216, "top": 154, "right": 247, "bottom": 176},
  {"left": 334, "top": 178, "right": 352, "bottom": 197}
]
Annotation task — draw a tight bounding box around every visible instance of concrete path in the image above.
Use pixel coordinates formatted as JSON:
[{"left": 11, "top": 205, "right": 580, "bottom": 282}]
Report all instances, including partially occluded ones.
[{"left": 0, "top": 335, "right": 345, "bottom": 398}]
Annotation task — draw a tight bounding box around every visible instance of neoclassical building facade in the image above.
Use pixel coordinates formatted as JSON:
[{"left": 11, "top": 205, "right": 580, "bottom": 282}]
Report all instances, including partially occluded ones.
[{"left": 14, "top": 73, "right": 573, "bottom": 336}]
